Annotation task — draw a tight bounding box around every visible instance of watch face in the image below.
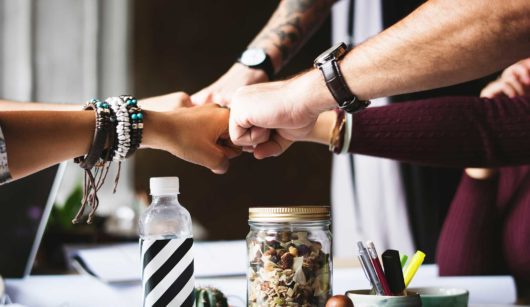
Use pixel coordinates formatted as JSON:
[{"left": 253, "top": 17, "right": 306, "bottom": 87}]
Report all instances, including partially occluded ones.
[
  {"left": 240, "top": 49, "right": 267, "bottom": 67},
  {"left": 314, "top": 42, "right": 348, "bottom": 67}
]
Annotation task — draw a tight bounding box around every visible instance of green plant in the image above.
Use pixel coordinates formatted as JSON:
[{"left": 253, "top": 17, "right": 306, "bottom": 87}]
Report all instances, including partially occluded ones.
[
  {"left": 195, "top": 286, "right": 228, "bottom": 307},
  {"left": 49, "top": 184, "right": 83, "bottom": 230}
]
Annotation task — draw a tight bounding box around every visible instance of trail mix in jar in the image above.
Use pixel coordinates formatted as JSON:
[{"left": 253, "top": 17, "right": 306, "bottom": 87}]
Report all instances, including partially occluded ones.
[{"left": 247, "top": 231, "right": 331, "bottom": 306}]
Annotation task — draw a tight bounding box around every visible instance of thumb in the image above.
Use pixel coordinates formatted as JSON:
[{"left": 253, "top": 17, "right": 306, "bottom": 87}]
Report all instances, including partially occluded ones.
[{"left": 191, "top": 89, "right": 211, "bottom": 105}]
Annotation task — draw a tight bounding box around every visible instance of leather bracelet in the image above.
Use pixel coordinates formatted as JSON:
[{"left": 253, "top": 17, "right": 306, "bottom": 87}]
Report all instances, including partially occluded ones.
[
  {"left": 329, "top": 108, "right": 346, "bottom": 153},
  {"left": 340, "top": 112, "right": 353, "bottom": 154},
  {"left": 74, "top": 100, "right": 113, "bottom": 169}
]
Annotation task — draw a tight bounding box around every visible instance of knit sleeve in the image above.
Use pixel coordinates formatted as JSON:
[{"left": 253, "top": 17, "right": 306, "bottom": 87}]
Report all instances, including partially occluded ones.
[
  {"left": 348, "top": 95, "right": 530, "bottom": 168},
  {"left": 0, "top": 124, "right": 11, "bottom": 184}
]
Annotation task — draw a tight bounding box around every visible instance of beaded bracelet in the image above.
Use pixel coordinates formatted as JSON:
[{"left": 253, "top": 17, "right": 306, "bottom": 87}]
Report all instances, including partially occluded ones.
[
  {"left": 119, "top": 95, "right": 143, "bottom": 158},
  {"left": 107, "top": 97, "right": 131, "bottom": 161}
]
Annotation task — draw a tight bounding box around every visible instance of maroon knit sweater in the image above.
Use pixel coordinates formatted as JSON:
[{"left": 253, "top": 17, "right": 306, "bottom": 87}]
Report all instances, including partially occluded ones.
[
  {"left": 347, "top": 95, "right": 530, "bottom": 282},
  {"left": 348, "top": 95, "right": 530, "bottom": 167}
]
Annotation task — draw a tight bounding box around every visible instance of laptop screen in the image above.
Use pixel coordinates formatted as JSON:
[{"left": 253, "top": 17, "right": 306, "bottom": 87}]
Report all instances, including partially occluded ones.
[{"left": 0, "top": 164, "right": 64, "bottom": 278}]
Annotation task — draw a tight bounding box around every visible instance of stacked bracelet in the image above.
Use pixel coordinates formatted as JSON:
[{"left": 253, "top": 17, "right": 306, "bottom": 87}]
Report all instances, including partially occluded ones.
[
  {"left": 73, "top": 99, "right": 115, "bottom": 224},
  {"left": 73, "top": 95, "right": 143, "bottom": 224}
]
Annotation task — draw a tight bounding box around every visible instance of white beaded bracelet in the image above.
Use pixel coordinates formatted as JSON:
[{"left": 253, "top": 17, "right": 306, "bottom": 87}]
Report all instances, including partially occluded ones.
[{"left": 107, "top": 96, "right": 130, "bottom": 161}]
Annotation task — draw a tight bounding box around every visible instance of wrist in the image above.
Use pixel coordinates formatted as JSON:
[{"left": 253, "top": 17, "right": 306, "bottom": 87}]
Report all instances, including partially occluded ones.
[
  {"left": 290, "top": 69, "right": 337, "bottom": 116},
  {"left": 142, "top": 110, "right": 170, "bottom": 150},
  {"left": 304, "top": 110, "right": 336, "bottom": 145},
  {"left": 233, "top": 62, "right": 270, "bottom": 84}
]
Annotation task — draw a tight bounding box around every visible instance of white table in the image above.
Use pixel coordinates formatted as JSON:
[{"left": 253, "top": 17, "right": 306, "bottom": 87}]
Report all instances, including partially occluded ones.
[{"left": 4, "top": 265, "right": 520, "bottom": 307}]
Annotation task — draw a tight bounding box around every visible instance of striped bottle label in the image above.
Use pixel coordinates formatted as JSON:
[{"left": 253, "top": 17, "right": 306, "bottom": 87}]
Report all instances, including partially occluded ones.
[{"left": 140, "top": 238, "right": 195, "bottom": 307}]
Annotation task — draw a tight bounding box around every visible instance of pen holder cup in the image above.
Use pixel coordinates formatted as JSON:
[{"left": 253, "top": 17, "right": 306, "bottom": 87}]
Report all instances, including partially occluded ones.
[
  {"left": 346, "top": 290, "right": 422, "bottom": 307},
  {"left": 408, "top": 287, "right": 468, "bottom": 307}
]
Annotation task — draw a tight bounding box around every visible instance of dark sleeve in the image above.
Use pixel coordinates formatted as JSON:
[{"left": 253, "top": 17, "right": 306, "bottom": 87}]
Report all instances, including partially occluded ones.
[
  {"left": 348, "top": 95, "right": 530, "bottom": 168},
  {"left": 435, "top": 173, "right": 506, "bottom": 276}
]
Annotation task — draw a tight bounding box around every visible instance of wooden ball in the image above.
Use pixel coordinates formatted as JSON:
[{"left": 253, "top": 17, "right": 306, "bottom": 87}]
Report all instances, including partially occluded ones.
[{"left": 326, "top": 295, "right": 354, "bottom": 307}]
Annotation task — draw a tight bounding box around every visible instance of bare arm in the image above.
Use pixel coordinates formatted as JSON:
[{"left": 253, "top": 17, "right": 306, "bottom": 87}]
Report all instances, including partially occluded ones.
[
  {"left": 191, "top": 0, "right": 335, "bottom": 105},
  {"left": 0, "top": 100, "right": 80, "bottom": 111},
  {"left": 229, "top": 0, "right": 530, "bottom": 153},
  {"left": 305, "top": 0, "right": 530, "bottom": 111},
  {"left": 0, "top": 99, "right": 238, "bottom": 181},
  {"left": 248, "top": 0, "right": 336, "bottom": 72}
]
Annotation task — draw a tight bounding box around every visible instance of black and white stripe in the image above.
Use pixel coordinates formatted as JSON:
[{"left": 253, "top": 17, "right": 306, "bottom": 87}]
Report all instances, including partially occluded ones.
[{"left": 141, "top": 238, "right": 195, "bottom": 307}]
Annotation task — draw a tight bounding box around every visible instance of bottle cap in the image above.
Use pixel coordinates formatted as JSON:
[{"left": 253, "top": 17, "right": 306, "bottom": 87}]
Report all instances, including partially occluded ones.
[{"left": 150, "top": 177, "right": 180, "bottom": 195}]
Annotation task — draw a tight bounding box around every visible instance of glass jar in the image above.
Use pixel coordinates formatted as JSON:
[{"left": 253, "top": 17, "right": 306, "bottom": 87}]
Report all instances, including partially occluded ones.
[{"left": 247, "top": 206, "right": 332, "bottom": 307}]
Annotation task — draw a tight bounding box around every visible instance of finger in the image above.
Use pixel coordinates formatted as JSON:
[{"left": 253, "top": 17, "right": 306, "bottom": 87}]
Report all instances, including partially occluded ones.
[
  {"left": 220, "top": 145, "right": 242, "bottom": 159},
  {"left": 512, "top": 64, "right": 530, "bottom": 85},
  {"left": 207, "top": 146, "right": 230, "bottom": 175},
  {"left": 505, "top": 75, "right": 526, "bottom": 96},
  {"left": 216, "top": 138, "right": 243, "bottom": 159},
  {"left": 242, "top": 146, "right": 255, "bottom": 153},
  {"left": 480, "top": 81, "right": 504, "bottom": 98},
  {"left": 190, "top": 90, "right": 211, "bottom": 105},
  {"left": 502, "top": 82, "right": 518, "bottom": 98},
  {"left": 212, "top": 93, "right": 229, "bottom": 107},
  {"left": 180, "top": 96, "right": 194, "bottom": 108},
  {"left": 253, "top": 133, "right": 293, "bottom": 159}
]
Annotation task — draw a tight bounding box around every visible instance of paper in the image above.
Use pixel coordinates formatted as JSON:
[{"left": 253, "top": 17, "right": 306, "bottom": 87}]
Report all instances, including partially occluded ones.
[
  {"left": 5, "top": 275, "right": 128, "bottom": 307},
  {"left": 73, "top": 240, "right": 247, "bottom": 282}
]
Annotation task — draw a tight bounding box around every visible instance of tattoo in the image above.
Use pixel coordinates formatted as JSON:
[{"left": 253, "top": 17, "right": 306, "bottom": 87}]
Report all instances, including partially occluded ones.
[
  {"left": 251, "top": 0, "right": 334, "bottom": 67},
  {"left": 274, "top": 43, "right": 291, "bottom": 62},
  {"left": 286, "top": 0, "right": 317, "bottom": 15}
]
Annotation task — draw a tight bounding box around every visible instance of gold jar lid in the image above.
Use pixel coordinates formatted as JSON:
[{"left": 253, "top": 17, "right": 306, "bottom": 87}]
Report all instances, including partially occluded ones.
[{"left": 249, "top": 206, "right": 331, "bottom": 222}]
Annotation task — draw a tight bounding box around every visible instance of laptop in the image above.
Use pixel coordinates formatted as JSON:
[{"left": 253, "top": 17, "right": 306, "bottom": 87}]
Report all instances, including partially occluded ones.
[{"left": 0, "top": 163, "right": 66, "bottom": 278}]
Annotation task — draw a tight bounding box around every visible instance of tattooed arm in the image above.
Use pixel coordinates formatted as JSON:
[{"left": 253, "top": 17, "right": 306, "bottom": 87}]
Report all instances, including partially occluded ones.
[
  {"left": 191, "top": 0, "right": 336, "bottom": 106},
  {"left": 248, "top": 0, "right": 335, "bottom": 72}
]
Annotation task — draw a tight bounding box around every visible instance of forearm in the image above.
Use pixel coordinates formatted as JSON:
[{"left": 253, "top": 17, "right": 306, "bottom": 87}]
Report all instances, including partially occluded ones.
[
  {"left": 297, "top": 0, "right": 530, "bottom": 112},
  {"left": 0, "top": 110, "right": 94, "bottom": 179},
  {"left": 0, "top": 100, "right": 80, "bottom": 111},
  {"left": 248, "top": 0, "right": 335, "bottom": 71},
  {"left": 0, "top": 109, "right": 163, "bottom": 180}
]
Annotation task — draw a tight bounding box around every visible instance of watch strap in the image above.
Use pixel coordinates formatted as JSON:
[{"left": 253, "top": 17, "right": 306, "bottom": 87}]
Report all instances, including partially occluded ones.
[
  {"left": 320, "top": 60, "right": 370, "bottom": 113},
  {"left": 237, "top": 52, "right": 274, "bottom": 81}
]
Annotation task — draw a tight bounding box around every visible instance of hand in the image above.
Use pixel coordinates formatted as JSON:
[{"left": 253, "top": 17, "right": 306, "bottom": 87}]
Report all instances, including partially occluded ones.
[
  {"left": 141, "top": 92, "right": 193, "bottom": 112},
  {"left": 144, "top": 104, "right": 241, "bottom": 174},
  {"left": 229, "top": 76, "right": 324, "bottom": 159},
  {"left": 480, "top": 58, "right": 530, "bottom": 98},
  {"left": 464, "top": 59, "right": 530, "bottom": 179},
  {"left": 191, "top": 63, "right": 269, "bottom": 106}
]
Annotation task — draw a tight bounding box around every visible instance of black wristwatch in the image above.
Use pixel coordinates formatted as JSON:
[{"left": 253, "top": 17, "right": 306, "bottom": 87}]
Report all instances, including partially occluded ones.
[
  {"left": 314, "top": 42, "right": 370, "bottom": 113},
  {"left": 238, "top": 48, "right": 274, "bottom": 81}
]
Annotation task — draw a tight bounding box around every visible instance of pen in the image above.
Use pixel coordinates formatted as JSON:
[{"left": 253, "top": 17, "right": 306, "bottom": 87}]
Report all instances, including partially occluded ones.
[
  {"left": 400, "top": 254, "right": 408, "bottom": 269},
  {"left": 358, "top": 241, "right": 385, "bottom": 295},
  {"left": 382, "top": 249, "right": 406, "bottom": 295},
  {"left": 403, "top": 250, "right": 425, "bottom": 288},
  {"left": 366, "top": 241, "right": 392, "bottom": 295}
]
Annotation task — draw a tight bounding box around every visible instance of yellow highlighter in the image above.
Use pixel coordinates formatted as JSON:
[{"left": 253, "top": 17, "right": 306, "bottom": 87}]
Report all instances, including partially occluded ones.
[{"left": 403, "top": 250, "right": 425, "bottom": 288}]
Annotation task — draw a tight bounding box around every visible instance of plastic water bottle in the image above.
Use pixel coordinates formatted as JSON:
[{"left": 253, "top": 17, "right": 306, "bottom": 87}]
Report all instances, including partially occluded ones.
[{"left": 139, "top": 177, "right": 195, "bottom": 307}]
